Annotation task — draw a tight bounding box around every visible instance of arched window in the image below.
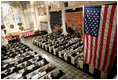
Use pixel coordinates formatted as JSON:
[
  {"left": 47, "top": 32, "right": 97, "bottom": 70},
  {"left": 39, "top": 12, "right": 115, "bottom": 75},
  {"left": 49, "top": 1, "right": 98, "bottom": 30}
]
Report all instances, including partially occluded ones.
[
  {"left": 15, "top": 11, "right": 21, "bottom": 23},
  {"left": 1, "top": 3, "right": 21, "bottom": 27},
  {"left": 1, "top": 3, "right": 12, "bottom": 26}
]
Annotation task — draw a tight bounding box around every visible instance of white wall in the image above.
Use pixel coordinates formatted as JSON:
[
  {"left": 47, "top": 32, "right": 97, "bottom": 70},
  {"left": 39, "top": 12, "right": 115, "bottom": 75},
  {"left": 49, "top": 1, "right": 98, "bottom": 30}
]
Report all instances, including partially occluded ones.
[
  {"left": 39, "top": 15, "right": 48, "bottom": 31},
  {"left": 39, "top": 15, "right": 48, "bottom": 22}
]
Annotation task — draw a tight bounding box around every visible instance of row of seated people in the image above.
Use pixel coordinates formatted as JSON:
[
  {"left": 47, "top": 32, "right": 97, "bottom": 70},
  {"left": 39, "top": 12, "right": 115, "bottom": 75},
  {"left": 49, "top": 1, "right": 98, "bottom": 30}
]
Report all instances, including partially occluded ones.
[
  {"left": 33, "top": 33, "right": 84, "bottom": 66},
  {"left": 22, "top": 31, "right": 35, "bottom": 37},
  {"left": 5, "top": 35, "right": 20, "bottom": 43},
  {"left": 34, "top": 33, "right": 73, "bottom": 47},
  {"left": 35, "top": 30, "right": 48, "bottom": 36},
  {"left": 1, "top": 42, "right": 69, "bottom": 79},
  {"left": 22, "top": 30, "right": 48, "bottom": 38}
]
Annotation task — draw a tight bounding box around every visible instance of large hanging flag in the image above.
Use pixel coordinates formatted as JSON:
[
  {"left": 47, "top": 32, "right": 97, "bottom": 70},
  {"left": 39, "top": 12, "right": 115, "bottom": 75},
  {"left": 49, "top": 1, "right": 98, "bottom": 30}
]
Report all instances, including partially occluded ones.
[{"left": 83, "top": 5, "right": 117, "bottom": 73}]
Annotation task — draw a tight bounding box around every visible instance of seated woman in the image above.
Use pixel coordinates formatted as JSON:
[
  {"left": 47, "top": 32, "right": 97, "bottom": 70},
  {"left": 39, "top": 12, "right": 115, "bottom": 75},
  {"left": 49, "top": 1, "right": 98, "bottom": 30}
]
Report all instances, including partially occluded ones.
[
  {"left": 38, "top": 68, "right": 46, "bottom": 77},
  {"left": 31, "top": 72, "right": 40, "bottom": 79},
  {"left": 31, "top": 67, "right": 46, "bottom": 79},
  {"left": 31, "top": 58, "right": 37, "bottom": 65},
  {"left": 30, "top": 49, "right": 35, "bottom": 54},
  {"left": 5, "top": 57, "right": 13, "bottom": 63}
]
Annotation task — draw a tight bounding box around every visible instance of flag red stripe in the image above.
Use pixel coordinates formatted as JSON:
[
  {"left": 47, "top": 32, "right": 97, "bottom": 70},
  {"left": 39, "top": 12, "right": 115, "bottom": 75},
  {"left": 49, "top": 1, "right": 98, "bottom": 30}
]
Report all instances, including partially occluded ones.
[
  {"left": 107, "top": 26, "right": 117, "bottom": 72},
  {"left": 97, "top": 5, "right": 109, "bottom": 69},
  {"left": 93, "top": 38, "right": 98, "bottom": 66},
  {"left": 89, "top": 36, "right": 93, "bottom": 64},
  {"left": 83, "top": 33, "right": 85, "bottom": 51},
  {"left": 102, "top": 5, "right": 116, "bottom": 71},
  {"left": 85, "top": 34, "right": 89, "bottom": 62}
]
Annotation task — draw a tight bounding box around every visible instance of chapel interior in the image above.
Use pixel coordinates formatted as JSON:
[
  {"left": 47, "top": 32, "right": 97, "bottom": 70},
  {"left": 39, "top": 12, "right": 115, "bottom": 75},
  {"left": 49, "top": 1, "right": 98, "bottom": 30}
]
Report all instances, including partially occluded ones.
[{"left": 1, "top": 1, "right": 117, "bottom": 79}]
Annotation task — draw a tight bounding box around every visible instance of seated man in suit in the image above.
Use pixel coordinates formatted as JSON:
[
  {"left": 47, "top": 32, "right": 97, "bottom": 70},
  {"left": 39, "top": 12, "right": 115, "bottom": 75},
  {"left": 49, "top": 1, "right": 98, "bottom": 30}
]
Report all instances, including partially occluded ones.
[
  {"left": 28, "top": 55, "right": 34, "bottom": 59},
  {"left": 55, "top": 70, "right": 64, "bottom": 78},
  {"left": 43, "top": 58, "right": 48, "bottom": 65},
  {"left": 1, "top": 51, "right": 6, "bottom": 57},
  {"left": 50, "top": 72, "right": 57, "bottom": 79},
  {"left": 32, "top": 64, "right": 41, "bottom": 70},
  {"left": 45, "top": 64, "right": 55, "bottom": 73},
  {"left": 5, "top": 69, "right": 12, "bottom": 77},
  {"left": 20, "top": 63, "right": 26, "bottom": 69},
  {"left": 10, "top": 52, "right": 17, "bottom": 58},
  {"left": 26, "top": 61, "right": 32, "bottom": 66},
  {"left": 22, "top": 67, "right": 32, "bottom": 76},
  {"left": 12, "top": 64, "right": 21, "bottom": 73},
  {"left": 1, "top": 73, "right": 6, "bottom": 79},
  {"left": 5, "top": 62, "right": 14, "bottom": 69},
  {"left": 22, "top": 55, "right": 29, "bottom": 62},
  {"left": 1, "top": 45, "right": 7, "bottom": 52},
  {"left": 37, "top": 55, "right": 43, "bottom": 61}
]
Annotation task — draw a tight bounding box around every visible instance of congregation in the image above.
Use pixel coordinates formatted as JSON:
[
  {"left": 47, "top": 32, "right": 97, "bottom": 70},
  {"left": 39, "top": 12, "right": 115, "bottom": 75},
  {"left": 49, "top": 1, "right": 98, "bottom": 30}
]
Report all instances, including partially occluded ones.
[{"left": 1, "top": 41, "right": 72, "bottom": 79}]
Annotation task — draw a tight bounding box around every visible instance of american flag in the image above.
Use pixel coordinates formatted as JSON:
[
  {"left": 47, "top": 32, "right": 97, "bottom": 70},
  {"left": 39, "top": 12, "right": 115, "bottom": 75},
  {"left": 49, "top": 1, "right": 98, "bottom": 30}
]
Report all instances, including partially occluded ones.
[{"left": 83, "top": 5, "right": 117, "bottom": 73}]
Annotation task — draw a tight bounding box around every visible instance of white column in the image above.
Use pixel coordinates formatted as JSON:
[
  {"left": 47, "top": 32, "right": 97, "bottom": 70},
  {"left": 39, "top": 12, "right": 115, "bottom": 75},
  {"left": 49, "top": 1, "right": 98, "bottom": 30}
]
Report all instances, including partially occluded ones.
[
  {"left": 35, "top": 5, "right": 41, "bottom": 31},
  {"left": 24, "top": 10, "right": 30, "bottom": 29},
  {"left": 61, "top": 1, "right": 68, "bottom": 35},
  {"left": 21, "top": 10, "right": 27, "bottom": 29},
  {"left": 27, "top": 10, "right": 31, "bottom": 29},
  {"left": 45, "top": 1, "right": 52, "bottom": 34},
  {"left": 1, "top": 8, "right": 6, "bottom": 37},
  {"left": 31, "top": 5, "right": 37, "bottom": 31}
]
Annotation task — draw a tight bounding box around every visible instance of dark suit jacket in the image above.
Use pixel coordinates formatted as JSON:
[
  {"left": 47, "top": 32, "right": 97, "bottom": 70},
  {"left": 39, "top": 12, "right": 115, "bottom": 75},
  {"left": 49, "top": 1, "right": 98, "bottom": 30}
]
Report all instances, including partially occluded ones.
[
  {"left": 11, "top": 54, "right": 17, "bottom": 58},
  {"left": 12, "top": 67, "right": 21, "bottom": 72},
  {"left": 5, "top": 71, "right": 12, "bottom": 77},
  {"left": 45, "top": 67, "right": 54, "bottom": 73},
  {"left": 33, "top": 65, "right": 40, "bottom": 70},
  {"left": 54, "top": 70, "right": 64, "bottom": 79},
  {"left": 29, "top": 55, "right": 34, "bottom": 59},
  {"left": 6, "top": 63, "right": 14, "bottom": 69},
  {"left": 22, "top": 57, "right": 29, "bottom": 62},
  {"left": 22, "top": 70, "right": 32, "bottom": 76},
  {"left": 1, "top": 73, "right": 6, "bottom": 78},
  {"left": 1, "top": 67, "right": 5, "bottom": 71},
  {"left": 37, "top": 56, "right": 43, "bottom": 61}
]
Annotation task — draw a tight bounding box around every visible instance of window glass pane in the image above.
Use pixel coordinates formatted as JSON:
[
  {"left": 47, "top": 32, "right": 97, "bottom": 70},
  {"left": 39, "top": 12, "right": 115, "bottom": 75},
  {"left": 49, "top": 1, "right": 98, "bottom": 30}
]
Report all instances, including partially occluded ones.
[
  {"left": 16, "top": 13, "right": 21, "bottom": 23},
  {"left": 10, "top": 8, "right": 15, "bottom": 23},
  {"left": 4, "top": 16, "right": 9, "bottom": 26}
]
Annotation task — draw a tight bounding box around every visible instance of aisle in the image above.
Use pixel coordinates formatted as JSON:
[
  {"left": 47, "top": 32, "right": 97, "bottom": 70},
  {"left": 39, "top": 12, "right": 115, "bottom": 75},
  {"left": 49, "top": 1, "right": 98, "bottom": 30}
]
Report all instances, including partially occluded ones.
[{"left": 21, "top": 37, "right": 93, "bottom": 79}]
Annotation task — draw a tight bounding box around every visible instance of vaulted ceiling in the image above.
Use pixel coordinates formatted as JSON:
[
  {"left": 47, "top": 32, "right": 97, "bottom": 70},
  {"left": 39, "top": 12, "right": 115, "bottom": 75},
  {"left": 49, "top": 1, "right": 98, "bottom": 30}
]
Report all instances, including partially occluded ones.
[{"left": 1, "top": 1, "right": 31, "bottom": 10}]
